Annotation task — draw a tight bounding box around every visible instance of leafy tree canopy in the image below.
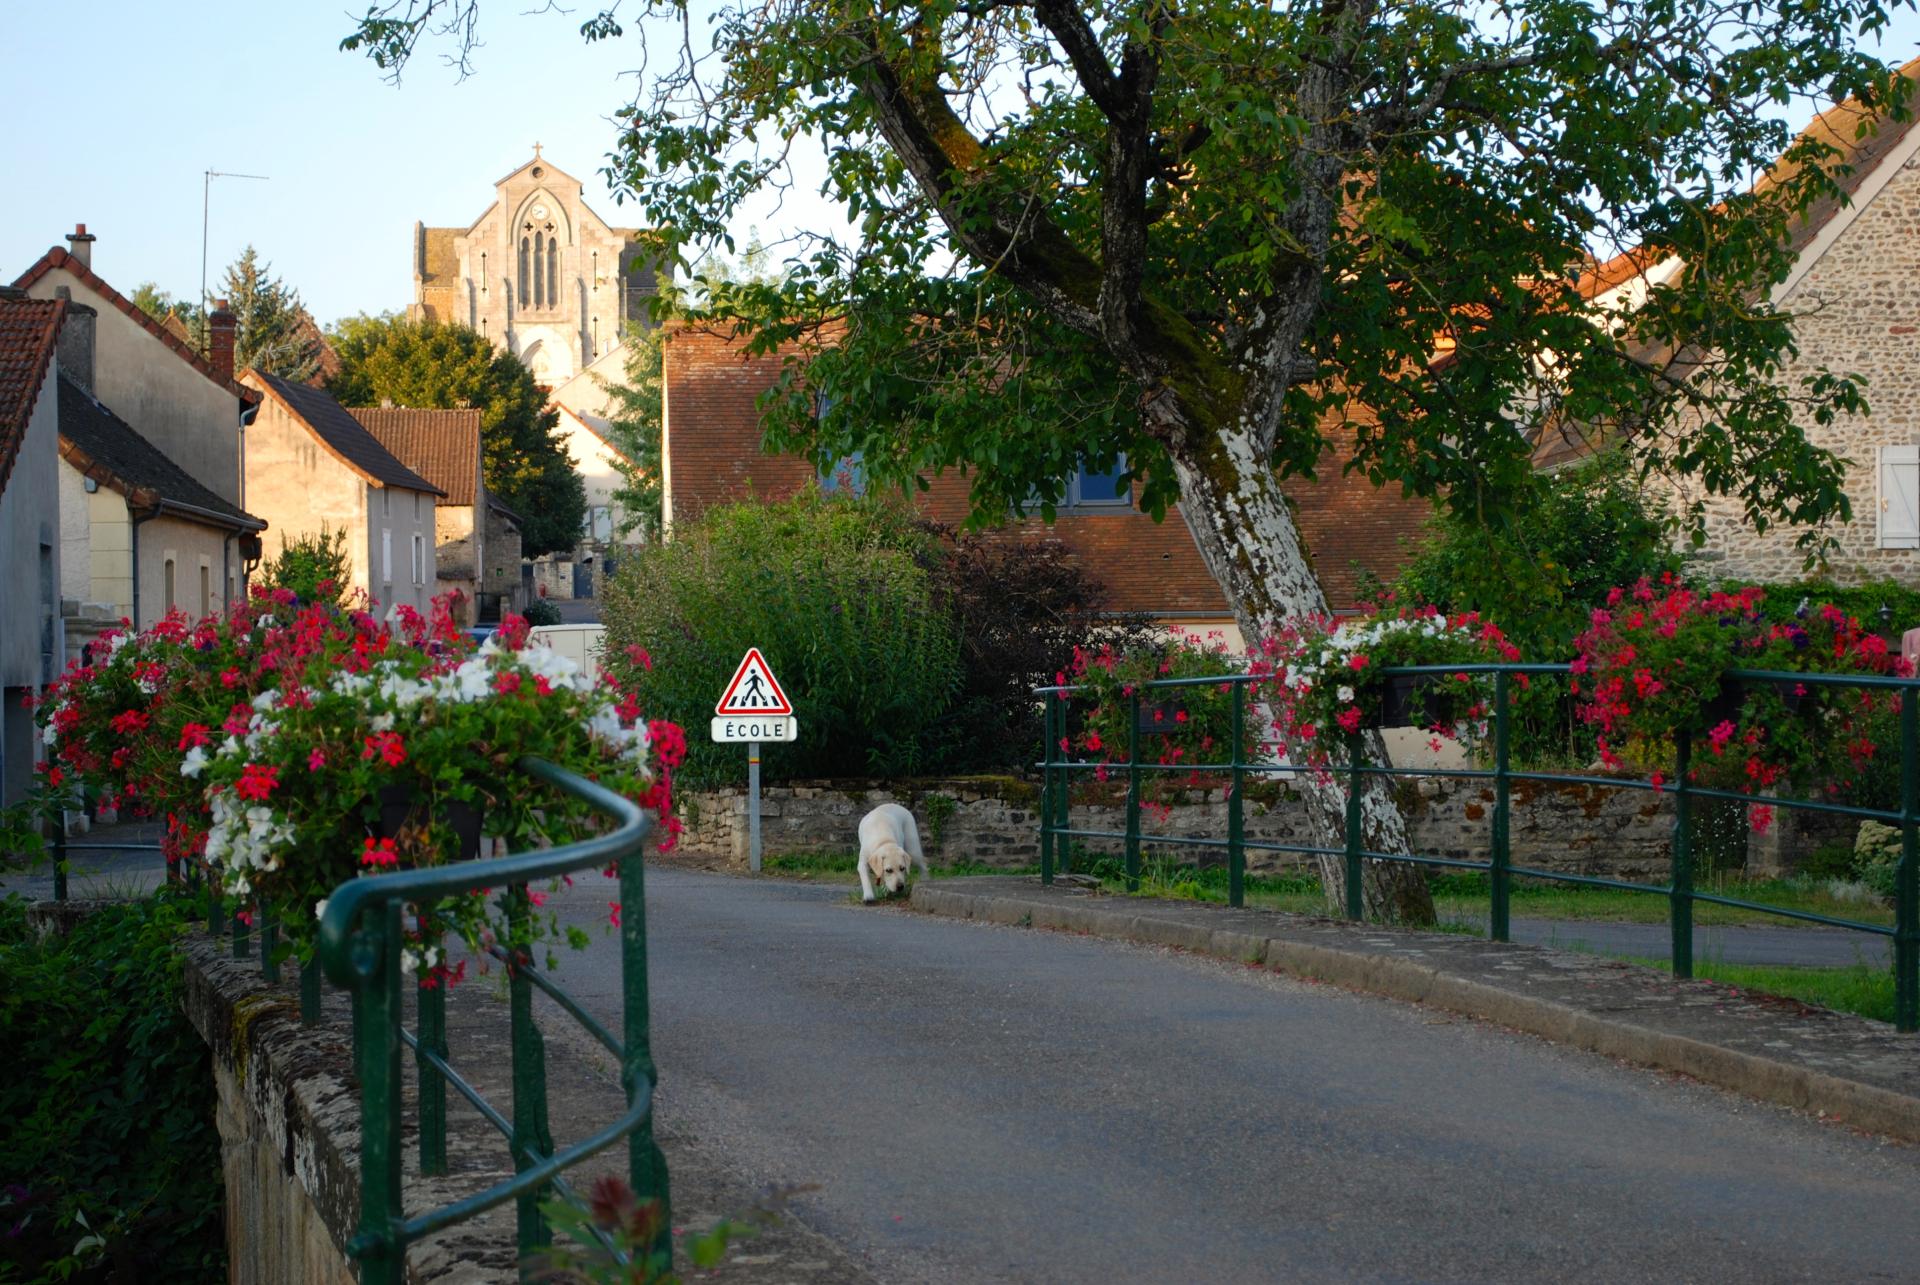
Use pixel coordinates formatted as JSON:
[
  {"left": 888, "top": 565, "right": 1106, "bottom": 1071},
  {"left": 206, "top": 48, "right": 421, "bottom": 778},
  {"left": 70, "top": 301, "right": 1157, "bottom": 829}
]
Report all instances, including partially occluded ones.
[{"left": 325, "top": 314, "right": 588, "bottom": 556}]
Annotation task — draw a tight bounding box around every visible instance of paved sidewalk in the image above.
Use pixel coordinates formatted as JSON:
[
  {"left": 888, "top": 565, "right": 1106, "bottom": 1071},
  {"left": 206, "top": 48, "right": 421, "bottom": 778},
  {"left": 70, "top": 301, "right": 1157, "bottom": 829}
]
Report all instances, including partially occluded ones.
[
  {"left": 912, "top": 876, "right": 1920, "bottom": 1143},
  {"left": 1, "top": 820, "right": 167, "bottom": 900}
]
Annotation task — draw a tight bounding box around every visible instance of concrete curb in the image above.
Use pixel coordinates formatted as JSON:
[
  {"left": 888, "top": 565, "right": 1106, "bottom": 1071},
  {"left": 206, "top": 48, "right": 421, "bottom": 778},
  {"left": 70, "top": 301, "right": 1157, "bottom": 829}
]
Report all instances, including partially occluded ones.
[{"left": 910, "top": 882, "right": 1920, "bottom": 1144}]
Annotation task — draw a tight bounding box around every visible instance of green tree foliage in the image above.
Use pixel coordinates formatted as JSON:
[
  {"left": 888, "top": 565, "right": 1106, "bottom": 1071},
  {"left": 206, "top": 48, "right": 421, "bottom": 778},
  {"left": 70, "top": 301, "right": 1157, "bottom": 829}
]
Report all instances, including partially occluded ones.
[
  {"left": 129, "top": 282, "right": 203, "bottom": 337},
  {"left": 326, "top": 314, "right": 588, "bottom": 556},
  {"left": 1391, "top": 452, "right": 1684, "bottom": 657},
  {"left": 0, "top": 894, "right": 226, "bottom": 1282},
  {"left": 222, "top": 245, "right": 326, "bottom": 383},
  {"left": 259, "top": 526, "right": 354, "bottom": 609},
  {"left": 601, "top": 493, "right": 960, "bottom": 784},
  {"left": 343, "top": 0, "right": 1912, "bottom": 925},
  {"left": 600, "top": 323, "right": 664, "bottom": 541}
]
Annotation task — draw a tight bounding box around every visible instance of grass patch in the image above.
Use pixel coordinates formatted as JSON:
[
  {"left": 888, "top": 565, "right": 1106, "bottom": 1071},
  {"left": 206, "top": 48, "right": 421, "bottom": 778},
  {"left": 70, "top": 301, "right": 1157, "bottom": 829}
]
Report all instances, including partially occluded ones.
[
  {"left": 759, "top": 851, "right": 1031, "bottom": 881},
  {"left": 1078, "top": 859, "right": 1892, "bottom": 930},
  {"left": 1618, "top": 956, "right": 1895, "bottom": 1024}
]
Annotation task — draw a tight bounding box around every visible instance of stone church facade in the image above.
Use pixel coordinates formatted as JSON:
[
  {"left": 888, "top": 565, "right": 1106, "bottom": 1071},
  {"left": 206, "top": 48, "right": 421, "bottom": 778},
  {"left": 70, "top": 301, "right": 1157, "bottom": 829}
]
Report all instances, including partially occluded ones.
[{"left": 408, "top": 148, "right": 660, "bottom": 387}]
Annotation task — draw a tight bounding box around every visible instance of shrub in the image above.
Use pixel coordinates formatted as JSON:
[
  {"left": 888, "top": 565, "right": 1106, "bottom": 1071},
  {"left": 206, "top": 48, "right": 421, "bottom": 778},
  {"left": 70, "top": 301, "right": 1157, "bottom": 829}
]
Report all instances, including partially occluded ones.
[
  {"left": 1067, "top": 631, "right": 1252, "bottom": 806},
  {"left": 258, "top": 526, "right": 353, "bottom": 610},
  {"left": 522, "top": 597, "right": 564, "bottom": 627},
  {"left": 602, "top": 494, "right": 961, "bottom": 784},
  {"left": 923, "top": 527, "right": 1158, "bottom": 772},
  {"left": 0, "top": 893, "right": 225, "bottom": 1282}
]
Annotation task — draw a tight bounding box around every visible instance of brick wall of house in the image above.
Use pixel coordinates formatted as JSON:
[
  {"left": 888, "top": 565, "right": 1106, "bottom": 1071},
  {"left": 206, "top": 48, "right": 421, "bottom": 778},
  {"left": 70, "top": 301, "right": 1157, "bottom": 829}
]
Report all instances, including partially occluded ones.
[
  {"left": 661, "top": 326, "right": 1433, "bottom": 615},
  {"left": 1672, "top": 135, "right": 1920, "bottom": 584}
]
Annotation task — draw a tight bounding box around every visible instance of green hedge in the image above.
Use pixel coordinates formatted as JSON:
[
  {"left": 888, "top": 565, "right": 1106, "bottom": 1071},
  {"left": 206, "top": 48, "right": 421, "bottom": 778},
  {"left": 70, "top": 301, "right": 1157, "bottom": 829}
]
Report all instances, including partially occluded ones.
[
  {"left": 0, "top": 894, "right": 225, "bottom": 1283},
  {"left": 602, "top": 494, "right": 961, "bottom": 783}
]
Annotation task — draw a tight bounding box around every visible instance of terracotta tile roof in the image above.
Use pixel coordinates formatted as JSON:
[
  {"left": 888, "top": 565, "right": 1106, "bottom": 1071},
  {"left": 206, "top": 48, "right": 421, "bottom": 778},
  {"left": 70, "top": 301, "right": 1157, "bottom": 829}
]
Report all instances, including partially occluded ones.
[
  {"left": 0, "top": 294, "right": 65, "bottom": 497},
  {"left": 13, "top": 246, "right": 259, "bottom": 405},
  {"left": 245, "top": 370, "right": 445, "bottom": 496},
  {"left": 57, "top": 373, "right": 263, "bottom": 530},
  {"left": 348, "top": 408, "right": 483, "bottom": 505}
]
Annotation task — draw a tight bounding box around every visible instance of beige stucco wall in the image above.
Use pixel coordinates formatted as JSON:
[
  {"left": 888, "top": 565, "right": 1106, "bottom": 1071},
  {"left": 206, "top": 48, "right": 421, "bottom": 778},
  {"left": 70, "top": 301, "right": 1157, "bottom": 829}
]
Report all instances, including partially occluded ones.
[
  {"left": 23, "top": 266, "right": 242, "bottom": 505},
  {"left": 1675, "top": 136, "right": 1920, "bottom": 583},
  {"left": 364, "top": 484, "right": 437, "bottom": 618},
  {"left": 433, "top": 502, "right": 478, "bottom": 579},
  {"left": 244, "top": 393, "right": 369, "bottom": 593},
  {"left": 57, "top": 457, "right": 93, "bottom": 605},
  {"left": 557, "top": 410, "right": 627, "bottom": 539},
  {"left": 141, "top": 517, "right": 233, "bottom": 624}
]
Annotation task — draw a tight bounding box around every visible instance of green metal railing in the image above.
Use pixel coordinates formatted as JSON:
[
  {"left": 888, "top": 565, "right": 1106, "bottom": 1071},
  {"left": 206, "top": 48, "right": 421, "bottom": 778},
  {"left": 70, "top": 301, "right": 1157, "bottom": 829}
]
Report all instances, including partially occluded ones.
[
  {"left": 1038, "top": 664, "right": 1920, "bottom": 1032},
  {"left": 317, "top": 757, "right": 669, "bottom": 1284},
  {"left": 46, "top": 763, "right": 668, "bottom": 1279}
]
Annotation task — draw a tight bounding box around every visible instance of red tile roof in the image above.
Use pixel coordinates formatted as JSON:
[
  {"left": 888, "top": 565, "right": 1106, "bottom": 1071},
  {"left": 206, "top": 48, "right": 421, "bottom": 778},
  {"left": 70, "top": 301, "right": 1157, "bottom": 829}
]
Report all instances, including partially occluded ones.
[
  {"left": 12, "top": 246, "right": 259, "bottom": 405},
  {"left": 0, "top": 294, "right": 66, "bottom": 497},
  {"left": 57, "top": 373, "right": 264, "bottom": 531},
  {"left": 348, "top": 408, "right": 484, "bottom": 505}
]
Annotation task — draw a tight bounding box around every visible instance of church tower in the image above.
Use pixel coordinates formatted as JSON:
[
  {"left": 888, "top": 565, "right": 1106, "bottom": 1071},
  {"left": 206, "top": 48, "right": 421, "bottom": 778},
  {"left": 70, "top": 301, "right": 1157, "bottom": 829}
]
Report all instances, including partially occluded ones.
[{"left": 408, "top": 146, "right": 661, "bottom": 386}]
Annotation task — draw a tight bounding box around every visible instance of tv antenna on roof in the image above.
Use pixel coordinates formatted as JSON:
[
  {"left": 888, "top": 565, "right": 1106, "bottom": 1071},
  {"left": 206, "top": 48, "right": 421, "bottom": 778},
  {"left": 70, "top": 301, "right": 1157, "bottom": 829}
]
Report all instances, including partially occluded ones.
[{"left": 201, "top": 168, "right": 270, "bottom": 322}]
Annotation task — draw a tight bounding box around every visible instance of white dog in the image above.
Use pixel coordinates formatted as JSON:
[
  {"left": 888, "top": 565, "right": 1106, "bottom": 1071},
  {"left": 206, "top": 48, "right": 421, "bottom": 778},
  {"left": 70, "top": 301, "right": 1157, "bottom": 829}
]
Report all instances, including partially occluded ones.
[{"left": 858, "top": 803, "right": 929, "bottom": 903}]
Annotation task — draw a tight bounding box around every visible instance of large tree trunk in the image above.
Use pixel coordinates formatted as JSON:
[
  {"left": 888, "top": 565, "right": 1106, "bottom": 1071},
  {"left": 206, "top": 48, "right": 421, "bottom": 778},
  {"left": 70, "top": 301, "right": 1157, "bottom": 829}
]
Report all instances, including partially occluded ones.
[{"left": 1162, "top": 415, "right": 1436, "bottom": 925}]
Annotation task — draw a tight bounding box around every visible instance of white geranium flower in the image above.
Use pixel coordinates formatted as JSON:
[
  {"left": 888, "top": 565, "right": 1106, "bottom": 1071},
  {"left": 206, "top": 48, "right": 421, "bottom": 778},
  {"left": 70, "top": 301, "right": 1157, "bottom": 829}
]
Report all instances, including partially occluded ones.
[
  {"left": 180, "top": 746, "right": 210, "bottom": 778},
  {"left": 314, "top": 899, "right": 328, "bottom": 921},
  {"left": 1337, "top": 685, "right": 1355, "bottom": 703},
  {"left": 370, "top": 713, "right": 395, "bottom": 733}
]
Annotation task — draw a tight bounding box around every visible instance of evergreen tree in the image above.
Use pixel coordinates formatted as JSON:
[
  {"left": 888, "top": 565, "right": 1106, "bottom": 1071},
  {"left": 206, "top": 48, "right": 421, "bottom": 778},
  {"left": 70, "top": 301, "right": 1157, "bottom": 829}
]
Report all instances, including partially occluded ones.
[
  {"left": 325, "top": 315, "right": 588, "bottom": 557},
  {"left": 599, "top": 324, "right": 663, "bottom": 541},
  {"left": 221, "top": 246, "right": 325, "bottom": 383}
]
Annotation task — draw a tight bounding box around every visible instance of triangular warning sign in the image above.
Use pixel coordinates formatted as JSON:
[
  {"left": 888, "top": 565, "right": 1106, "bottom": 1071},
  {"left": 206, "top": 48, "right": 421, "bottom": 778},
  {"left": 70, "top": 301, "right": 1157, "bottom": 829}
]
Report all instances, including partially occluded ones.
[{"left": 715, "top": 648, "right": 794, "bottom": 716}]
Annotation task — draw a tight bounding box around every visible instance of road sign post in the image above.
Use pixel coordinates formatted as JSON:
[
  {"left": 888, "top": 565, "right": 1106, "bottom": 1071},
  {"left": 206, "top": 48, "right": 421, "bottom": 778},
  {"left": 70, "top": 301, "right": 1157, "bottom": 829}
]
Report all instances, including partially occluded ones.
[{"left": 712, "top": 649, "right": 796, "bottom": 875}]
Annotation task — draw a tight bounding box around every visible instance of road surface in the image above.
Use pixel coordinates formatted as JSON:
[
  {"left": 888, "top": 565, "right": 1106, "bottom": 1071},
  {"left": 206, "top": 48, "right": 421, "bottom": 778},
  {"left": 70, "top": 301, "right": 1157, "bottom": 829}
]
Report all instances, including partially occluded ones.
[{"left": 535, "top": 867, "right": 1920, "bottom": 1283}]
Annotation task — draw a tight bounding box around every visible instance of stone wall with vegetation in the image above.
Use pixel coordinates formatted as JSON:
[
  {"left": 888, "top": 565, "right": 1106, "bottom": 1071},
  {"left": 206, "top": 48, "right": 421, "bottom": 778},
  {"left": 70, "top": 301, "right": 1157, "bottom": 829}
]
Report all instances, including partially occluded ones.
[{"left": 672, "top": 772, "right": 1691, "bottom": 878}]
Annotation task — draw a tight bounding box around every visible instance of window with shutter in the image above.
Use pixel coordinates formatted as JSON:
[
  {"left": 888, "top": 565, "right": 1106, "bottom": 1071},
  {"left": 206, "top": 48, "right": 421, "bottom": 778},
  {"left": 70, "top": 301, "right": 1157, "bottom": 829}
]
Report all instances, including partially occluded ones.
[
  {"left": 382, "top": 528, "right": 393, "bottom": 582},
  {"left": 1879, "top": 446, "right": 1920, "bottom": 549}
]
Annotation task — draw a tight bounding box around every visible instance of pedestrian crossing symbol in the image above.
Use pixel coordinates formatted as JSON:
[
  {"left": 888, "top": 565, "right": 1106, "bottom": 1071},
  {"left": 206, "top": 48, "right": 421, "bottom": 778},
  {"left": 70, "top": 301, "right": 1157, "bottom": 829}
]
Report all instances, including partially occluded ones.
[{"left": 715, "top": 648, "right": 793, "bottom": 716}]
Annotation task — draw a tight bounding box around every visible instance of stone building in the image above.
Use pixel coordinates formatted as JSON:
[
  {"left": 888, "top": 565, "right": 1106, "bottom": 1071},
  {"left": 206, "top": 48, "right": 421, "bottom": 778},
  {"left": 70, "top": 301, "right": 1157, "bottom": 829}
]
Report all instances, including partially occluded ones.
[
  {"left": 1538, "top": 60, "right": 1920, "bottom": 586},
  {"left": 349, "top": 408, "right": 527, "bottom": 623},
  {"left": 240, "top": 370, "right": 443, "bottom": 618},
  {"left": 408, "top": 147, "right": 661, "bottom": 388}
]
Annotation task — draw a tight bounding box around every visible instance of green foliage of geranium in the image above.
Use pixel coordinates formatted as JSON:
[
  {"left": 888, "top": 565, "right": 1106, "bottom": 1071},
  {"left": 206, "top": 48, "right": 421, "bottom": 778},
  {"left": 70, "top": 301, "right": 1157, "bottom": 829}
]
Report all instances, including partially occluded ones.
[
  {"left": 601, "top": 493, "right": 960, "bottom": 784},
  {"left": 1066, "top": 631, "right": 1253, "bottom": 804},
  {"left": 259, "top": 526, "right": 353, "bottom": 611},
  {"left": 0, "top": 893, "right": 224, "bottom": 1284}
]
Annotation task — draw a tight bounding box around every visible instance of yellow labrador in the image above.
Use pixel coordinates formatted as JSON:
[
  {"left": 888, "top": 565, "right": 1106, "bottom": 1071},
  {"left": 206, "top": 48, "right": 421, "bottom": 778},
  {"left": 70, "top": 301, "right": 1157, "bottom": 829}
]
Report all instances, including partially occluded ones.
[{"left": 858, "top": 803, "right": 929, "bottom": 902}]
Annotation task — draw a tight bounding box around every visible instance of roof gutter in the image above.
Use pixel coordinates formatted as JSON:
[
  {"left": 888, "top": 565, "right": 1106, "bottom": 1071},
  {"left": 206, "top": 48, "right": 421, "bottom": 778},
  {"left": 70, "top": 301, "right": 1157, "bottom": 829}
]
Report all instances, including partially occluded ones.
[{"left": 154, "top": 497, "right": 266, "bottom": 533}]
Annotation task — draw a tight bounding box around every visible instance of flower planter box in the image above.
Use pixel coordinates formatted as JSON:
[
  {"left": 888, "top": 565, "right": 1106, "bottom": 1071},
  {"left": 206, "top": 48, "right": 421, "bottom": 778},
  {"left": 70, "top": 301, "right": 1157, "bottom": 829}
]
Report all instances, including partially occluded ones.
[
  {"left": 1370, "top": 675, "right": 1463, "bottom": 730},
  {"left": 377, "top": 786, "right": 484, "bottom": 862}
]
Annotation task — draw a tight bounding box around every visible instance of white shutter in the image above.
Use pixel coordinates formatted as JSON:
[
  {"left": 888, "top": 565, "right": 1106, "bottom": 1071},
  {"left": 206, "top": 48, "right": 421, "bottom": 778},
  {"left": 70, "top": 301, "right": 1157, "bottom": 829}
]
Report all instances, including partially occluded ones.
[
  {"left": 1880, "top": 446, "right": 1920, "bottom": 549},
  {"left": 382, "top": 528, "right": 393, "bottom": 580}
]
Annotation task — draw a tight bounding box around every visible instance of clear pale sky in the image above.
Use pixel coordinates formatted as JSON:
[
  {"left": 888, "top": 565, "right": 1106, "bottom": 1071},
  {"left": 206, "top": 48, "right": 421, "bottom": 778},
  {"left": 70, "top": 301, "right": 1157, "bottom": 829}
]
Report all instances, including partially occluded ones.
[
  {"left": 3, "top": 2, "right": 1916, "bottom": 328},
  {"left": 0, "top": 0, "right": 845, "bottom": 325}
]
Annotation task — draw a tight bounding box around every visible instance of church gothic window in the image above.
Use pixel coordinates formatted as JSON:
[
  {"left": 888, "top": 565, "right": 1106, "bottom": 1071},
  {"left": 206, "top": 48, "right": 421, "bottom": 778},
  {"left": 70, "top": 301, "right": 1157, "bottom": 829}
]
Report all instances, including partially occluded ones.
[
  {"left": 518, "top": 238, "right": 530, "bottom": 306},
  {"left": 533, "top": 234, "right": 545, "bottom": 309},
  {"left": 547, "top": 236, "right": 559, "bottom": 308}
]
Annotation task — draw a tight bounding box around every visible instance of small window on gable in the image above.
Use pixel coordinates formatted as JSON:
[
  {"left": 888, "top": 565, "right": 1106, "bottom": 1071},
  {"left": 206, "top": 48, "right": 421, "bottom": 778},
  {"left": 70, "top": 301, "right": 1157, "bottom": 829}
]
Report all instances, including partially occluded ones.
[
  {"left": 1066, "top": 454, "right": 1131, "bottom": 511},
  {"left": 1880, "top": 446, "right": 1920, "bottom": 549}
]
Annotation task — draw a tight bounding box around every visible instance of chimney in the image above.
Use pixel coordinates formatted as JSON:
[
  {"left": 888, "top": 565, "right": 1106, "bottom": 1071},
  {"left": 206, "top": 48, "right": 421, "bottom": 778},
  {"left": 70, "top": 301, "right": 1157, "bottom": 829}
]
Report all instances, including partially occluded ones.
[
  {"left": 208, "top": 298, "right": 236, "bottom": 381},
  {"left": 53, "top": 287, "right": 96, "bottom": 392},
  {"left": 64, "top": 223, "right": 96, "bottom": 270}
]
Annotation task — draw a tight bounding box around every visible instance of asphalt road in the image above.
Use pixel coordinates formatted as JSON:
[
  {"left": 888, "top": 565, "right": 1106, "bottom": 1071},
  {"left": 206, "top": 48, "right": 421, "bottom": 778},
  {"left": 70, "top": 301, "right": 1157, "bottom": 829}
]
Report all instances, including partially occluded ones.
[{"left": 535, "top": 867, "right": 1920, "bottom": 1284}]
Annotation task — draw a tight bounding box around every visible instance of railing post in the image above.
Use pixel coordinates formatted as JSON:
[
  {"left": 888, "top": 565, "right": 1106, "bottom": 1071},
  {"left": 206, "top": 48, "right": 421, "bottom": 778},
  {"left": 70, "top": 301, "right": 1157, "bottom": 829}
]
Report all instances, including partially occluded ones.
[
  {"left": 232, "top": 907, "right": 251, "bottom": 959},
  {"left": 620, "top": 847, "right": 673, "bottom": 1266},
  {"left": 416, "top": 917, "right": 448, "bottom": 1176},
  {"left": 52, "top": 815, "right": 67, "bottom": 903},
  {"left": 507, "top": 885, "right": 555, "bottom": 1261},
  {"left": 300, "top": 954, "right": 323, "bottom": 1025},
  {"left": 1054, "top": 702, "right": 1073, "bottom": 874},
  {"left": 1344, "top": 730, "right": 1364, "bottom": 920},
  {"left": 1670, "top": 728, "right": 1694, "bottom": 980},
  {"left": 1040, "top": 692, "right": 1056, "bottom": 886},
  {"left": 1898, "top": 690, "right": 1918, "bottom": 1033},
  {"left": 348, "top": 899, "right": 406, "bottom": 1285},
  {"left": 1491, "top": 670, "right": 1512, "bottom": 943},
  {"left": 261, "top": 913, "right": 279, "bottom": 983},
  {"left": 1125, "top": 692, "right": 1142, "bottom": 892},
  {"left": 1228, "top": 681, "right": 1245, "bottom": 909}
]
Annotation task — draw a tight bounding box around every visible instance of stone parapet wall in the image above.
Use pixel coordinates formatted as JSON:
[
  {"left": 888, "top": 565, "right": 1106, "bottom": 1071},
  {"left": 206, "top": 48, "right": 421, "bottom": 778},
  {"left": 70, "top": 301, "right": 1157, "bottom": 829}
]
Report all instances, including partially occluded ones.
[{"left": 671, "top": 772, "right": 1684, "bottom": 879}]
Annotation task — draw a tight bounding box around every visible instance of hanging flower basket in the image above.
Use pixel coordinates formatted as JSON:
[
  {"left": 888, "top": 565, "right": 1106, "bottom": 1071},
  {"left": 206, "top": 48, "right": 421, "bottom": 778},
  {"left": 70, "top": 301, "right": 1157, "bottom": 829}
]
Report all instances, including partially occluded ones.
[
  {"left": 377, "top": 784, "right": 484, "bottom": 862},
  {"left": 1372, "top": 674, "right": 1463, "bottom": 730}
]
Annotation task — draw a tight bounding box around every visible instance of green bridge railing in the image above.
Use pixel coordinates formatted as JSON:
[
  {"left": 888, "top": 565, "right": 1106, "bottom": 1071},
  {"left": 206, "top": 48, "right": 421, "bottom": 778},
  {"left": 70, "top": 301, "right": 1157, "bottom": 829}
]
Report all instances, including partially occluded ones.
[
  {"left": 1038, "top": 664, "right": 1920, "bottom": 1032},
  {"left": 48, "top": 760, "right": 668, "bottom": 1279},
  {"left": 317, "top": 756, "right": 668, "bottom": 1284}
]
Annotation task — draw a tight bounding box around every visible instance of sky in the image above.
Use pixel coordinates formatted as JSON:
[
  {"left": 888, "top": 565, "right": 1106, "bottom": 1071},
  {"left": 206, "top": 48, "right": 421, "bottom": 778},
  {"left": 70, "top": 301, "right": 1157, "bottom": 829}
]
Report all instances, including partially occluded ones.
[
  {"left": 0, "top": 0, "right": 845, "bottom": 326},
  {"left": 4, "top": 3, "right": 1918, "bottom": 329}
]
